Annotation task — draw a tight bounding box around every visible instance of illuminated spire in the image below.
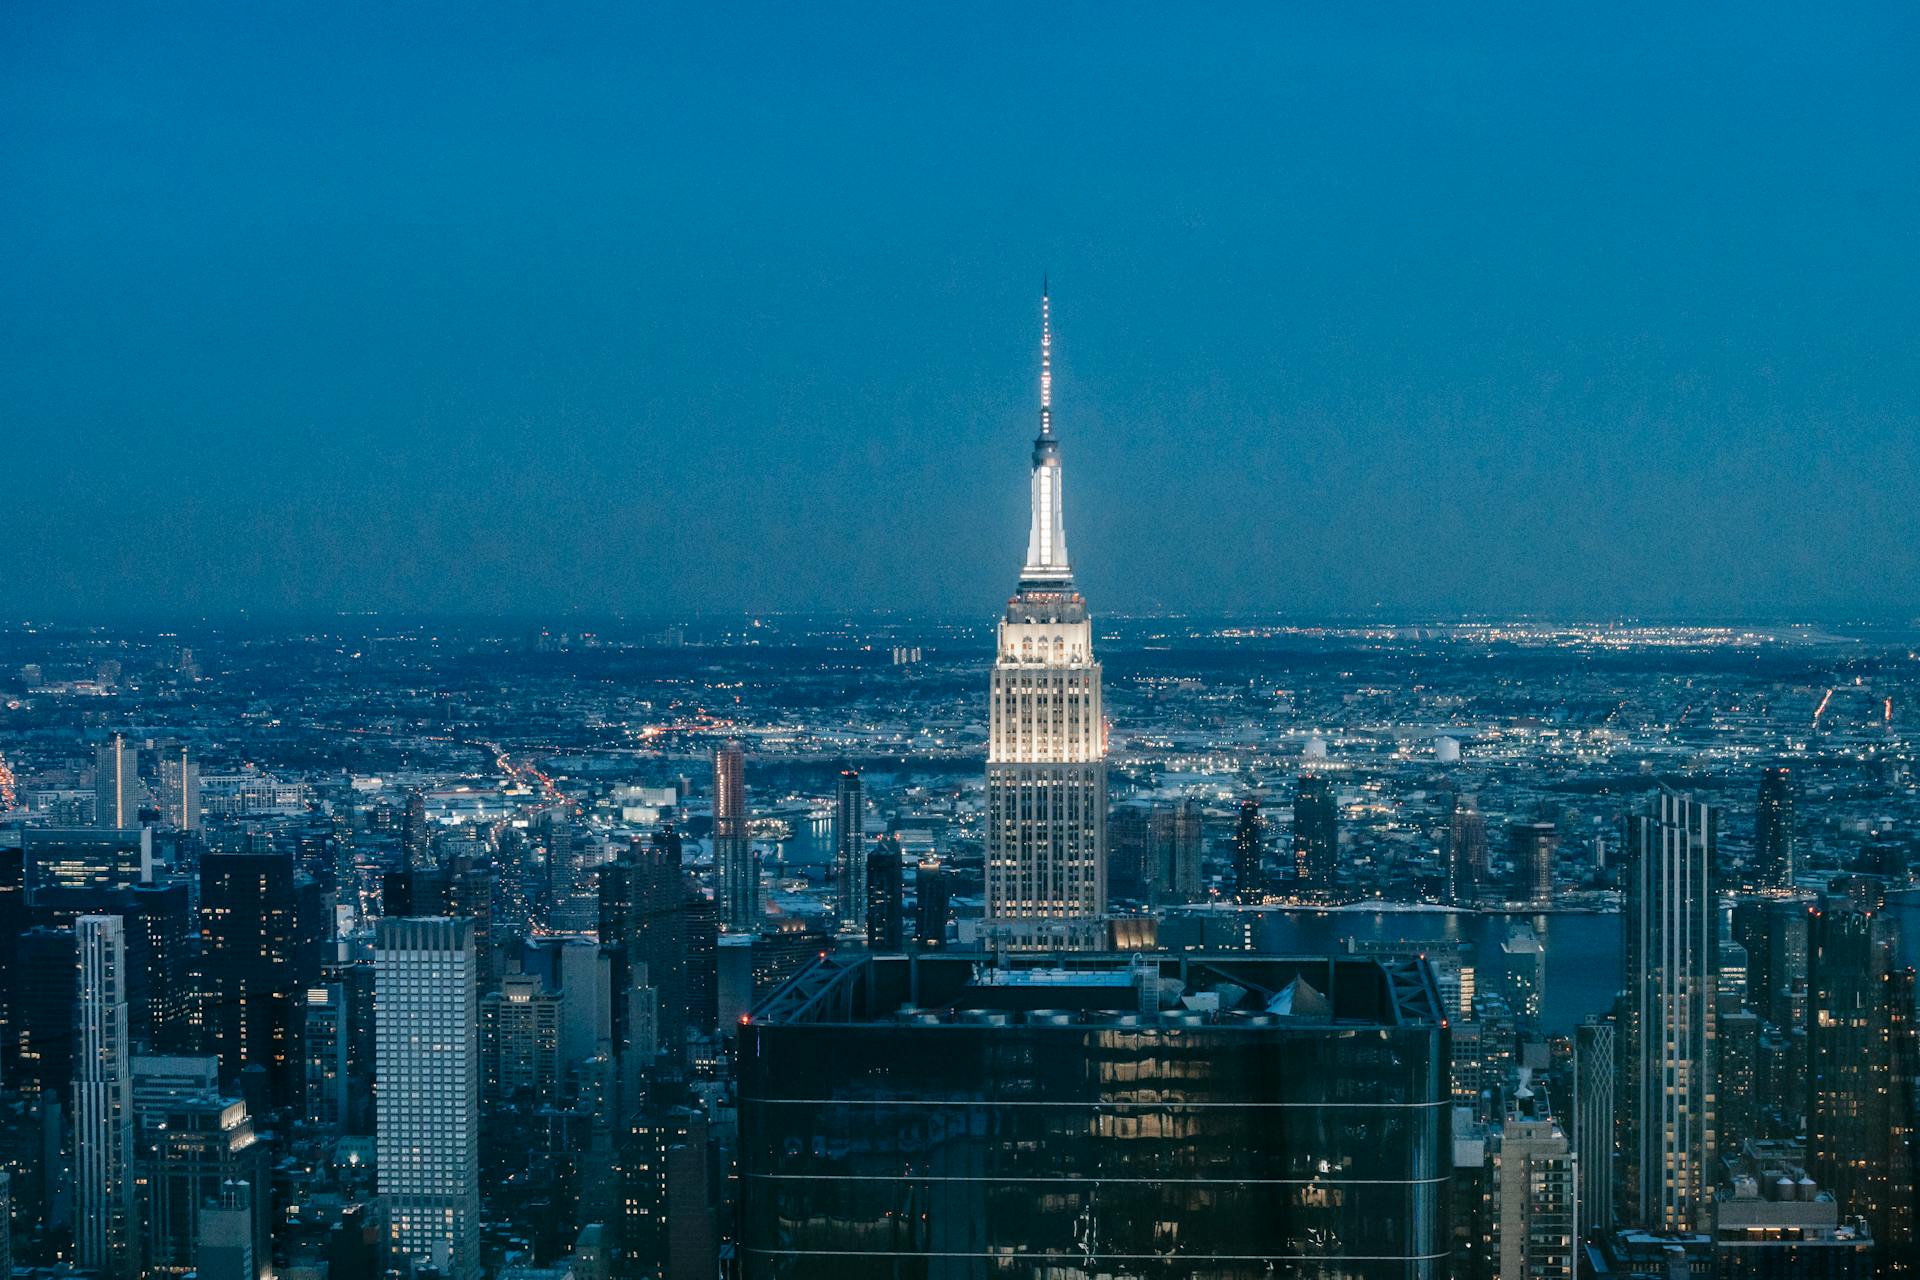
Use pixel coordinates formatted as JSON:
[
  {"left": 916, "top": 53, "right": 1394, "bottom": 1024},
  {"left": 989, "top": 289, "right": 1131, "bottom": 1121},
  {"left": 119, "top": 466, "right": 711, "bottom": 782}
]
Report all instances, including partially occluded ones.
[{"left": 1021, "top": 281, "right": 1072, "bottom": 590}]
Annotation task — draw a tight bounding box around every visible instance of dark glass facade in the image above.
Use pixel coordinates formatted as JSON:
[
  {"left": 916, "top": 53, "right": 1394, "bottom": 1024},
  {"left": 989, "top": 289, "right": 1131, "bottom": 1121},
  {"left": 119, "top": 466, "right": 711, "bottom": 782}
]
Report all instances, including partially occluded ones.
[{"left": 739, "top": 954, "right": 1450, "bottom": 1279}]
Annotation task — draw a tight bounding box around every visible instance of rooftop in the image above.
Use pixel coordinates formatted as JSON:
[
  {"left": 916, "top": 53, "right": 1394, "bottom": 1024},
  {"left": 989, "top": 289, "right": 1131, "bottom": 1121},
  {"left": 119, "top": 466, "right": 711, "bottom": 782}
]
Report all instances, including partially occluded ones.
[{"left": 749, "top": 951, "right": 1446, "bottom": 1031}]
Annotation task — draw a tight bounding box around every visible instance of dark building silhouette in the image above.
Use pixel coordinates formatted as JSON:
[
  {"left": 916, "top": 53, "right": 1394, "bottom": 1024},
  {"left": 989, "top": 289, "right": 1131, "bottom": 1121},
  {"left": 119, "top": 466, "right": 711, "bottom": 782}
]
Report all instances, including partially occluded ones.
[
  {"left": 0, "top": 843, "right": 22, "bottom": 1080},
  {"left": 1446, "top": 793, "right": 1487, "bottom": 906},
  {"left": 1292, "top": 773, "right": 1338, "bottom": 890},
  {"left": 1755, "top": 766, "right": 1795, "bottom": 889},
  {"left": 739, "top": 953, "right": 1451, "bottom": 1278},
  {"left": 1231, "top": 797, "right": 1264, "bottom": 904},
  {"left": 134, "top": 1080, "right": 273, "bottom": 1278},
  {"left": 1730, "top": 895, "right": 1813, "bottom": 1035},
  {"left": 865, "top": 839, "right": 904, "bottom": 951},
  {"left": 199, "top": 850, "right": 321, "bottom": 1104},
  {"left": 833, "top": 769, "right": 864, "bottom": 935},
  {"left": 33, "top": 880, "right": 193, "bottom": 1054},
  {"left": 1718, "top": 1007, "right": 1761, "bottom": 1159},
  {"left": 383, "top": 864, "right": 451, "bottom": 918},
  {"left": 401, "top": 789, "right": 430, "bottom": 867},
  {"left": 914, "top": 858, "right": 951, "bottom": 950},
  {"left": 13, "top": 927, "right": 78, "bottom": 1098},
  {"left": 618, "top": 1096, "right": 716, "bottom": 1280},
  {"left": 1806, "top": 897, "right": 1916, "bottom": 1262},
  {"left": 1510, "top": 820, "right": 1556, "bottom": 908},
  {"left": 1574, "top": 1014, "right": 1617, "bottom": 1238}
]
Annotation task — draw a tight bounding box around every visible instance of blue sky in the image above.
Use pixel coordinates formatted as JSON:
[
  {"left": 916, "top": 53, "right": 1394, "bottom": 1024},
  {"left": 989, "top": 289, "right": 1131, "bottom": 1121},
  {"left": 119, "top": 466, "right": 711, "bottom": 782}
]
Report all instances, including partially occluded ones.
[{"left": 4, "top": 4, "right": 1917, "bottom": 619}]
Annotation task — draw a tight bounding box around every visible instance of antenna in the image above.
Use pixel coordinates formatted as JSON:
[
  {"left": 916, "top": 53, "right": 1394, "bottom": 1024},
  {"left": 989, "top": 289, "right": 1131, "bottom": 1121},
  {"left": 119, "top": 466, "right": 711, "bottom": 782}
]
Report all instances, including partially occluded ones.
[{"left": 1040, "top": 280, "right": 1053, "bottom": 437}]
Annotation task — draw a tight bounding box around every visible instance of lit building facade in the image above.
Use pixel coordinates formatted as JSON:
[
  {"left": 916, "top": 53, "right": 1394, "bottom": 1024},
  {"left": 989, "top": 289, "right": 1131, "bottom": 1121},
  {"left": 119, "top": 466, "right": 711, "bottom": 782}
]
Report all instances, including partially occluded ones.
[
  {"left": 74, "top": 915, "right": 138, "bottom": 1280},
  {"left": 1621, "top": 791, "right": 1718, "bottom": 1233},
  {"left": 1495, "top": 1111, "right": 1576, "bottom": 1280},
  {"left": 376, "top": 917, "right": 480, "bottom": 1280},
  {"left": 984, "top": 288, "right": 1107, "bottom": 951},
  {"left": 95, "top": 733, "right": 146, "bottom": 830},
  {"left": 713, "top": 741, "right": 757, "bottom": 931}
]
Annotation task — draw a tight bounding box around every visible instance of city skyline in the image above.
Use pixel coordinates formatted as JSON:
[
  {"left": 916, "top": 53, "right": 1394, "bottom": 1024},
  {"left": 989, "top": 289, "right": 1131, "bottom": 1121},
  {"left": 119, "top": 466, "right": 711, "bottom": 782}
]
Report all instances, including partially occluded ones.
[{"left": 4, "top": 9, "right": 1919, "bottom": 1278}]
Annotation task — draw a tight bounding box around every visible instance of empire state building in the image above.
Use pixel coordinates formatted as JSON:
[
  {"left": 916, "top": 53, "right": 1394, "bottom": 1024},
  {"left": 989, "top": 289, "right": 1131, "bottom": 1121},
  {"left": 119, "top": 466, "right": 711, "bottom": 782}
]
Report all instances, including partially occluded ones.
[{"left": 985, "top": 286, "right": 1107, "bottom": 951}]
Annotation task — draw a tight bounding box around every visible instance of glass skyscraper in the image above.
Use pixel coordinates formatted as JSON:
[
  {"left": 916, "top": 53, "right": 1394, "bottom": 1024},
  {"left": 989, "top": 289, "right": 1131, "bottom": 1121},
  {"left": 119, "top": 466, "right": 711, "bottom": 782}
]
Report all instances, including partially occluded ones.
[
  {"left": 713, "top": 740, "right": 757, "bottom": 932},
  {"left": 739, "top": 952, "right": 1451, "bottom": 1278},
  {"left": 833, "top": 768, "right": 865, "bottom": 936}
]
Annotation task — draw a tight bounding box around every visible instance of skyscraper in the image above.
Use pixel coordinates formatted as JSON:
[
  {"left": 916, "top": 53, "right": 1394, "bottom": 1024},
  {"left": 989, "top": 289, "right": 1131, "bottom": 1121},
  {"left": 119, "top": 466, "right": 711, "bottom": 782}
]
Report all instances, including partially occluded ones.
[
  {"left": 984, "top": 286, "right": 1107, "bottom": 951},
  {"left": 866, "top": 837, "right": 904, "bottom": 951},
  {"left": 32, "top": 877, "right": 194, "bottom": 1055},
  {"left": 1717, "top": 1006, "right": 1760, "bottom": 1158},
  {"left": 480, "top": 973, "right": 563, "bottom": 1107},
  {"left": 1231, "top": 796, "right": 1265, "bottom": 904},
  {"left": 1495, "top": 1108, "right": 1577, "bottom": 1280},
  {"left": 376, "top": 917, "right": 480, "bottom": 1280},
  {"left": 1510, "top": 820, "right": 1556, "bottom": 908},
  {"left": 154, "top": 742, "right": 200, "bottom": 832},
  {"left": 600, "top": 827, "right": 705, "bottom": 1066},
  {"left": 1447, "top": 793, "right": 1488, "bottom": 906},
  {"left": 402, "top": 788, "right": 431, "bottom": 867},
  {"left": 303, "top": 983, "right": 350, "bottom": 1130},
  {"left": 13, "top": 926, "right": 78, "bottom": 1097},
  {"left": 1167, "top": 798, "right": 1204, "bottom": 903},
  {"left": 74, "top": 915, "right": 138, "bottom": 1280},
  {"left": 1755, "top": 766, "right": 1795, "bottom": 889},
  {"left": 1573, "top": 1015, "right": 1617, "bottom": 1237},
  {"left": 541, "top": 800, "right": 597, "bottom": 935},
  {"left": 1805, "top": 899, "right": 1916, "bottom": 1261},
  {"left": 200, "top": 849, "right": 314, "bottom": 1104},
  {"left": 1292, "top": 772, "right": 1338, "bottom": 890},
  {"left": 129, "top": 1056, "right": 272, "bottom": 1279},
  {"left": 832, "top": 768, "right": 865, "bottom": 936},
  {"left": 95, "top": 732, "right": 146, "bottom": 830},
  {"left": 1621, "top": 791, "right": 1718, "bottom": 1233},
  {"left": 1108, "top": 799, "right": 1204, "bottom": 904},
  {"left": 914, "top": 857, "right": 951, "bottom": 950},
  {"left": 1500, "top": 922, "right": 1545, "bottom": 1021},
  {"left": 713, "top": 741, "right": 758, "bottom": 932}
]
